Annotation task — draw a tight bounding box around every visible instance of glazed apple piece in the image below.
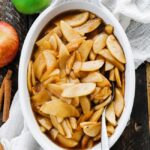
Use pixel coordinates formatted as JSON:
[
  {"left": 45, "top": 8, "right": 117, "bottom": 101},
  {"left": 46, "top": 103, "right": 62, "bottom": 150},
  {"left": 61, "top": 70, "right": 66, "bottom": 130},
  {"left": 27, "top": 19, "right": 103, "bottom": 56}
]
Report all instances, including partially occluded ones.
[
  {"left": 72, "top": 130, "right": 83, "bottom": 142},
  {"left": 56, "top": 134, "right": 78, "bottom": 148},
  {"left": 114, "top": 67, "right": 122, "bottom": 88},
  {"left": 42, "top": 50, "right": 57, "bottom": 70},
  {"left": 66, "top": 38, "right": 84, "bottom": 52},
  {"left": 94, "top": 87, "right": 112, "bottom": 101},
  {"left": 27, "top": 61, "right": 32, "bottom": 92},
  {"left": 106, "top": 35, "right": 126, "bottom": 64},
  {"left": 33, "top": 53, "right": 46, "bottom": 80},
  {"left": 40, "top": 100, "right": 79, "bottom": 118},
  {"left": 98, "top": 49, "right": 124, "bottom": 71},
  {"left": 80, "top": 96, "right": 91, "bottom": 114},
  {"left": 37, "top": 116, "right": 52, "bottom": 131},
  {"left": 55, "top": 12, "right": 89, "bottom": 27},
  {"left": 49, "top": 34, "right": 57, "bottom": 50},
  {"left": 82, "top": 122, "right": 101, "bottom": 137},
  {"left": 31, "top": 88, "right": 51, "bottom": 106},
  {"left": 105, "top": 61, "right": 114, "bottom": 71},
  {"left": 60, "top": 20, "right": 82, "bottom": 42},
  {"left": 66, "top": 52, "right": 76, "bottom": 74},
  {"left": 74, "top": 18, "right": 101, "bottom": 35},
  {"left": 80, "top": 60, "right": 104, "bottom": 71},
  {"left": 114, "top": 88, "right": 125, "bottom": 117},
  {"left": 61, "top": 83, "right": 96, "bottom": 98},
  {"left": 106, "top": 102, "right": 117, "bottom": 126},
  {"left": 90, "top": 108, "right": 104, "bottom": 122},
  {"left": 81, "top": 72, "right": 103, "bottom": 83},
  {"left": 78, "top": 40, "right": 93, "bottom": 61},
  {"left": 54, "top": 33, "right": 70, "bottom": 73},
  {"left": 50, "top": 115, "right": 65, "bottom": 135},
  {"left": 93, "top": 33, "right": 108, "bottom": 54}
]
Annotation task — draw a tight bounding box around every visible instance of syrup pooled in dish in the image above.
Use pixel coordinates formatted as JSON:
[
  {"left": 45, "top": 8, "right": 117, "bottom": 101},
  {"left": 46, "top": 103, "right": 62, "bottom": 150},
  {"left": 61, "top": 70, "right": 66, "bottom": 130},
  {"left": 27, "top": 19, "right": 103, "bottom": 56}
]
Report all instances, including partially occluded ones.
[{"left": 27, "top": 11, "right": 126, "bottom": 149}]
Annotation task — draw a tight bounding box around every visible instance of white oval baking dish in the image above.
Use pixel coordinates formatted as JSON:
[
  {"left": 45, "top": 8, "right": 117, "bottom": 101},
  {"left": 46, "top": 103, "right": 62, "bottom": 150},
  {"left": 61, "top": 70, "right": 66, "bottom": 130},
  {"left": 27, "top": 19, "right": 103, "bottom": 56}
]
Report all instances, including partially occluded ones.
[{"left": 19, "top": 1, "right": 135, "bottom": 149}]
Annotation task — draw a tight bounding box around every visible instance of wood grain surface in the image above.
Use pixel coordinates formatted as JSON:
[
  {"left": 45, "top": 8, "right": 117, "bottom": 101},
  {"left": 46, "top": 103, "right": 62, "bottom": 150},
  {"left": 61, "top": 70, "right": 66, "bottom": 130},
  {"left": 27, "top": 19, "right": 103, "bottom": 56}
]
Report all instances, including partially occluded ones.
[
  {"left": 0, "top": 0, "right": 150, "bottom": 149},
  {"left": 146, "top": 63, "right": 150, "bottom": 133}
]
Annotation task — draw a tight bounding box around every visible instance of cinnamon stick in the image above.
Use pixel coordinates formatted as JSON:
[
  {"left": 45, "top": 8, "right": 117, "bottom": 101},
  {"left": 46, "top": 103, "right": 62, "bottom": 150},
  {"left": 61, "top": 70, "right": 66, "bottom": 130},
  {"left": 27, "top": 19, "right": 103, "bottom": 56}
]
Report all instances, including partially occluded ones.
[
  {"left": 0, "top": 85, "right": 4, "bottom": 111},
  {"left": 0, "top": 144, "right": 4, "bottom": 150},
  {"left": 0, "top": 70, "right": 12, "bottom": 112},
  {"left": 5, "top": 70, "right": 13, "bottom": 80},
  {"left": 2, "top": 79, "right": 12, "bottom": 122}
]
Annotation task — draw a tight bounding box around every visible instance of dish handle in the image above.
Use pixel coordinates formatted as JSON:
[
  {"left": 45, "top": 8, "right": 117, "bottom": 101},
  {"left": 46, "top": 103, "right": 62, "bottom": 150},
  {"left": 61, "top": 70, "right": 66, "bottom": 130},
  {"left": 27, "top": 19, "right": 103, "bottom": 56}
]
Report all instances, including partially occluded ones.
[{"left": 51, "top": 0, "right": 100, "bottom": 8}]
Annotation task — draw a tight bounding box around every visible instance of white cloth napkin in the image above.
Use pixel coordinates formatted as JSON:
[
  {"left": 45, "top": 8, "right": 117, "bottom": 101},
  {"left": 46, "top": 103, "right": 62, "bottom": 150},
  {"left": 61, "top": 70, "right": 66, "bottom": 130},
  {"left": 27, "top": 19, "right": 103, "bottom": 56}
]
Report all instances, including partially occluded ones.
[{"left": 0, "top": 0, "right": 150, "bottom": 149}]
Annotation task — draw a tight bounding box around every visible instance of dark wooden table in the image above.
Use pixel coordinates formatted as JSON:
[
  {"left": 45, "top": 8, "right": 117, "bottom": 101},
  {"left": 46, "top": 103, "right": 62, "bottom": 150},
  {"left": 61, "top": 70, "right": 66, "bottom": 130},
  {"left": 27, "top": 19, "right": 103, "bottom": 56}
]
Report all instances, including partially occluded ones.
[{"left": 0, "top": 0, "right": 150, "bottom": 149}]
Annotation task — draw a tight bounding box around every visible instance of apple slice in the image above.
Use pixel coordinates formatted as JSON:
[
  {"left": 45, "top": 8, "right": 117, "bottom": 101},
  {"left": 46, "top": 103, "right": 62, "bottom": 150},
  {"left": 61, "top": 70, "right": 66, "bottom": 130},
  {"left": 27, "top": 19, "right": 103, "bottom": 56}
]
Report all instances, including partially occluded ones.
[
  {"left": 114, "top": 88, "right": 125, "bottom": 117},
  {"left": 66, "top": 52, "right": 76, "bottom": 74},
  {"left": 95, "top": 96, "right": 112, "bottom": 110},
  {"left": 56, "top": 134, "right": 78, "bottom": 148},
  {"left": 82, "top": 122, "right": 101, "bottom": 137},
  {"left": 78, "top": 40, "right": 93, "bottom": 61},
  {"left": 69, "top": 117, "right": 77, "bottom": 130},
  {"left": 105, "top": 61, "right": 114, "bottom": 71},
  {"left": 46, "top": 84, "right": 62, "bottom": 98},
  {"left": 31, "top": 89, "right": 50, "bottom": 106},
  {"left": 55, "top": 34, "right": 70, "bottom": 71},
  {"left": 104, "top": 24, "right": 114, "bottom": 35},
  {"left": 49, "top": 34, "right": 57, "bottom": 50},
  {"left": 72, "top": 51, "right": 82, "bottom": 74},
  {"left": 65, "top": 12, "right": 89, "bottom": 27},
  {"left": 27, "top": 61, "right": 32, "bottom": 92},
  {"left": 90, "top": 108, "right": 104, "bottom": 122},
  {"left": 106, "top": 35, "right": 126, "bottom": 64},
  {"left": 60, "top": 20, "right": 82, "bottom": 42},
  {"left": 81, "top": 72, "right": 103, "bottom": 83},
  {"left": 80, "top": 121, "right": 98, "bottom": 127},
  {"left": 40, "top": 68, "right": 60, "bottom": 82},
  {"left": 72, "top": 130, "right": 83, "bottom": 142},
  {"left": 50, "top": 115, "right": 65, "bottom": 135},
  {"left": 50, "top": 128, "right": 59, "bottom": 141},
  {"left": 81, "top": 135, "right": 90, "bottom": 148},
  {"left": 40, "top": 100, "right": 79, "bottom": 118},
  {"left": 94, "top": 87, "right": 112, "bottom": 101},
  {"left": 42, "top": 50, "right": 57, "bottom": 70},
  {"left": 0, "top": 21, "right": 19, "bottom": 67},
  {"left": 62, "top": 120, "right": 72, "bottom": 138},
  {"left": 114, "top": 67, "right": 122, "bottom": 88},
  {"left": 96, "top": 73, "right": 111, "bottom": 87},
  {"left": 98, "top": 49, "right": 124, "bottom": 72},
  {"left": 62, "top": 83, "right": 96, "bottom": 98},
  {"left": 107, "top": 124, "right": 115, "bottom": 135},
  {"left": 37, "top": 116, "right": 52, "bottom": 131},
  {"left": 74, "top": 18, "right": 101, "bottom": 35},
  {"left": 80, "top": 60, "right": 104, "bottom": 71},
  {"left": 80, "top": 96, "right": 91, "bottom": 114},
  {"left": 109, "top": 69, "right": 115, "bottom": 81},
  {"left": 89, "top": 50, "right": 97, "bottom": 60},
  {"left": 66, "top": 38, "right": 84, "bottom": 52},
  {"left": 93, "top": 33, "right": 108, "bottom": 54},
  {"left": 55, "top": 12, "right": 89, "bottom": 27},
  {"left": 106, "top": 102, "right": 117, "bottom": 126},
  {"left": 33, "top": 53, "right": 46, "bottom": 80}
]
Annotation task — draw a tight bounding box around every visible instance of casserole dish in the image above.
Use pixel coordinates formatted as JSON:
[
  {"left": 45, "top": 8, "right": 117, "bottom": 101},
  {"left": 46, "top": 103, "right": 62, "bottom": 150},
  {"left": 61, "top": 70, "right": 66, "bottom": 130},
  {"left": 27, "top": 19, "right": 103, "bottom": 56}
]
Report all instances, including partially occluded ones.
[{"left": 19, "top": 0, "right": 135, "bottom": 149}]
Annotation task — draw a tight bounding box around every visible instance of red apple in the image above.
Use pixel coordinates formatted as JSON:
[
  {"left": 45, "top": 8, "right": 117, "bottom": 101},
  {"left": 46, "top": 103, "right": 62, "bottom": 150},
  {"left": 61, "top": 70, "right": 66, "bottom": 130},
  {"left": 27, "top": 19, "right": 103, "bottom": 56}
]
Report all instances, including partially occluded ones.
[{"left": 0, "top": 21, "right": 19, "bottom": 67}]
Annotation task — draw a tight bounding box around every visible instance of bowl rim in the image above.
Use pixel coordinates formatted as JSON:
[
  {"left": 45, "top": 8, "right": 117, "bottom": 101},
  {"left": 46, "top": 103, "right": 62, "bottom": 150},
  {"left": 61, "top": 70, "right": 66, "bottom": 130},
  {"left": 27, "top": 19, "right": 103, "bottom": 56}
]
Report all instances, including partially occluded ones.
[{"left": 19, "top": 1, "right": 135, "bottom": 150}]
